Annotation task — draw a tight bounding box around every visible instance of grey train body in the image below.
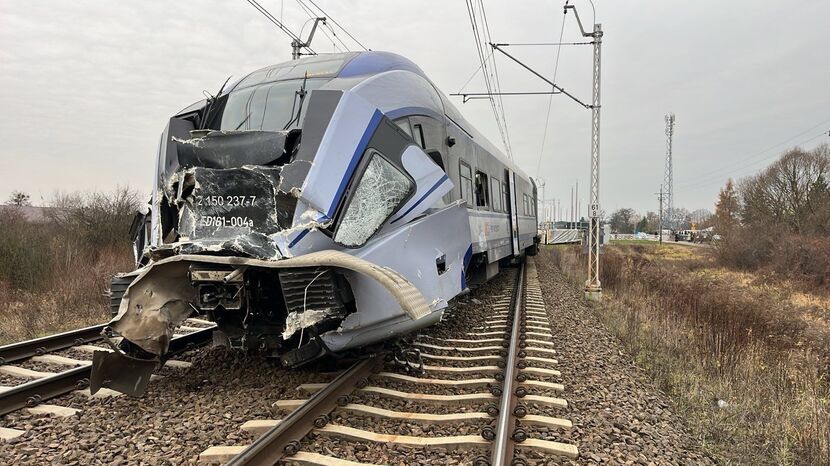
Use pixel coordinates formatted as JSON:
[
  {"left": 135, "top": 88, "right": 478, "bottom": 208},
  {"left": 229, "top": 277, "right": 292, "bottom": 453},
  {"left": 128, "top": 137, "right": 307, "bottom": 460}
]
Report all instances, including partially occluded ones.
[{"left": 115, "top": 51, "right": 539, "bottom": 368}]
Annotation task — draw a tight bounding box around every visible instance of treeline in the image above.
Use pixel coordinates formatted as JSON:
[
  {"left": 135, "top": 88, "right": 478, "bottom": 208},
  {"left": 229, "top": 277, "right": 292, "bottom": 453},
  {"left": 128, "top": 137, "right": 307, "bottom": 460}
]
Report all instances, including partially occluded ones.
[
  {"left": 715, "top": 144, "right": 829, "bottom": 286},
  {"left": 607, "top": 206, "right": 712, "bottom": 234},
  {"left": 0, "top": 188, "right": 140, "bottom": 342}
]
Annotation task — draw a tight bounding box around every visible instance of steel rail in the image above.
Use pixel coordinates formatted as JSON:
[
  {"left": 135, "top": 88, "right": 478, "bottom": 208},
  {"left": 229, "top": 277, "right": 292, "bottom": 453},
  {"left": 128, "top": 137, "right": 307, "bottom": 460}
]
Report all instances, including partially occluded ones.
[
  {"left": 0, "top": 324, "right": 106, "bottom": 365},
  {"left": 227, "top": 354, "right": 381, "bottom": 466},
  {"left": 0, "top": 327, "right": 213, "bottom": 416},
  {"left": 491, "top": 261, "right": 526, "bottom": 465}
]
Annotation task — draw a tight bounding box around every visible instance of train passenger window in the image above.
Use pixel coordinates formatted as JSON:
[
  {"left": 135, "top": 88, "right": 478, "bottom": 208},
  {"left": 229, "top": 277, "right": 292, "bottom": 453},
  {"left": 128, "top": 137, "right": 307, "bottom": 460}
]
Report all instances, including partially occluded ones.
[
  {"left": 523, "top": 194, "right": 529, "bottom": 215},
  {"left": 459, "top": 161, "right": 474, "bottom": 206},
  {"left": 475, "top": 171, "right": 489, "bottom": 208},
  {"left": 412, "top": 124, "right": 426, "bottom": 149},
  {"left": 334, "top": 151, "right": 414, "bottom": 247},
  {"left": 503, "top": 182, "right": 509, "bottom": 213},
  {"left": 394, "top": 118, "right": 412, "bottom": 138},
  {"left": 490, "top": 178, "right": 501, "bottom": 212}
]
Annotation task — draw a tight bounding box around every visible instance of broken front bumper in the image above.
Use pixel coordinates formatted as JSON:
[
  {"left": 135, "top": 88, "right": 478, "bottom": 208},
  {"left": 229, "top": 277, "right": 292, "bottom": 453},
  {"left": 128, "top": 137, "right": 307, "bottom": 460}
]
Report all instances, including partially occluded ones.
[{"left": 109, "top": 250, "right": 430, "bottom": 356}]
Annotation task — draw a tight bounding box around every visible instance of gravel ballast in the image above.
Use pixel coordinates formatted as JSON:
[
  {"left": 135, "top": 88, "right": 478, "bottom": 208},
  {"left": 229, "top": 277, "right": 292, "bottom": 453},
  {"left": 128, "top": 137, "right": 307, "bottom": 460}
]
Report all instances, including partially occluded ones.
[
  {"left": 529, "top": 251, "right": 717, "bottom": 465},
  {"left": 1, "top": 254, "right": 718, "bottom": 465},
  {"left": 0, "top": 347, "right": 334, "bottom": 465}
]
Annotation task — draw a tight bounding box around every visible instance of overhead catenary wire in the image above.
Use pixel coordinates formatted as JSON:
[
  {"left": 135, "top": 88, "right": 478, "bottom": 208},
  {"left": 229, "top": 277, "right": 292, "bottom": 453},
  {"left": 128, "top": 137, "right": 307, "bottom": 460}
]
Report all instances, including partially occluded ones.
[
  {"left": 306, "top": 0, "right": 369, "bottom": 51},
  {"left": 465, "top": 0, "right": 513, "bottom": 159},
  {"left": 456, "top": 48, "right": 495, "bottom": 94},
  {"left": 535, "top": 5, "right": 568, "bottom": 178},
  {"left": 243, "top": 0, "right": 313, "bottom": 54},
  {"left": 478, "top": 0, "right": 514, "bottom": 159},
  {"left": 294, "top": 0, "right": 344, "bottom": 52}
]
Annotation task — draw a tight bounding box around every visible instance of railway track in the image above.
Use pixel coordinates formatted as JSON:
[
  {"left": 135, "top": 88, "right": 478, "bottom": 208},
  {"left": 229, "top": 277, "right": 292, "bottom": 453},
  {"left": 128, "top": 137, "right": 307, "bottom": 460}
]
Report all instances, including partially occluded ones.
[
  {"left": 199, "top": 257, "right": 577, "bottom": 465},
  {"left": 0, "top": 317, "right": 215, "bottom": 433}
]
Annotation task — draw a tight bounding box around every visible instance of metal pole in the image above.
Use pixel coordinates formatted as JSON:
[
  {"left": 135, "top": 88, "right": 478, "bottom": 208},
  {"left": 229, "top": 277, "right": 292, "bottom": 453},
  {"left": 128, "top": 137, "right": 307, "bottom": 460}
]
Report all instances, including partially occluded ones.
[
  {"left": 570, "top": 185, "right": 574, "bottom": 226},
  {"left": 658, "top": 185, "right": 664, "bottom": 244},
  {"left": 663, "top": 114, "right": 675, "bottom": 230},
  {"left": 585, "top": 23, "right": 603, "bottom": 301}
]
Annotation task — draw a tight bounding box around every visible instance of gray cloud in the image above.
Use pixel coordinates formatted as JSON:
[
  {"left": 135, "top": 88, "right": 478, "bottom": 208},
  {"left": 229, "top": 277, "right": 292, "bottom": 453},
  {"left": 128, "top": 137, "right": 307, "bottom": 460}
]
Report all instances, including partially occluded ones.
[{"left": 1, "top": 0, "right": 828, "bottom": 215}]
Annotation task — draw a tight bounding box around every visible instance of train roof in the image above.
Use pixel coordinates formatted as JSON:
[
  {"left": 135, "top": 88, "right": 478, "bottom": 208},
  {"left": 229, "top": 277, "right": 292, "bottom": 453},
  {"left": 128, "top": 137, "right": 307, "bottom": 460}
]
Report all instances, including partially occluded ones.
[{"left": 231, "top": 51, "right": 530, "bottom": 181}]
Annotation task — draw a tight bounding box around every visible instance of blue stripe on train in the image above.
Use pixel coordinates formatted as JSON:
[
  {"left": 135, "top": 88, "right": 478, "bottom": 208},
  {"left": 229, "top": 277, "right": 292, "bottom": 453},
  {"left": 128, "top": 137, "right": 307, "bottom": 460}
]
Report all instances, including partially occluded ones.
[{"left": 461, "top": 244, "right": 473, "bottom": 290}]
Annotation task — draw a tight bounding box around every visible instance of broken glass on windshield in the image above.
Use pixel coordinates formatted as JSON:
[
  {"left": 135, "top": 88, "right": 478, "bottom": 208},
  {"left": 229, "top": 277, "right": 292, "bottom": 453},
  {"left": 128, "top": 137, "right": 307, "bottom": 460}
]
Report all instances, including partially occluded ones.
[{"left": 334, "top": 151, "right": 413, "bottom": 247}]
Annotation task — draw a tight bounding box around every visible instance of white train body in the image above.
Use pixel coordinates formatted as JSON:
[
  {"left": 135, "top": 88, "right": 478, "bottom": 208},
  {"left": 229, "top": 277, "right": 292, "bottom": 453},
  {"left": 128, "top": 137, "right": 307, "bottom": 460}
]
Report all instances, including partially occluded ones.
[{"left": 108, "top": 51, "right": 539, "bottom": 369}]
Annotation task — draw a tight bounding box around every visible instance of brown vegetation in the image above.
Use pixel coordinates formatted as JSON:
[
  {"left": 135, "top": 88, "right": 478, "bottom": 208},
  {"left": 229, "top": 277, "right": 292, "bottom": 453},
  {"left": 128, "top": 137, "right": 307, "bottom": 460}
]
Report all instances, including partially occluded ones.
[
  {"left": 549, "top": 242, "right": 830, "bottom": 465},
  {"left": 716, "top": 144, "right": 830, "bottom": 288},
  {"left": 0, "top": 189, "right": 140, "bottom": 344}
]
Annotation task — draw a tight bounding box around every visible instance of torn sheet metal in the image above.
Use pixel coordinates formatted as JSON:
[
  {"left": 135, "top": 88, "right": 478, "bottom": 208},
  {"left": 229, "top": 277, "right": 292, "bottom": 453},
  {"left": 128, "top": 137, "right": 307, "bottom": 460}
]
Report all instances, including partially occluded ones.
[
  {"left": 111, "top": 250, "right": 431, "bottom": 356},
  {"left": 174, "top": 130, "right": 294, "bottom": 169},
  {"left": 282, "top": 308, "right": 334, "bottom": 340}
]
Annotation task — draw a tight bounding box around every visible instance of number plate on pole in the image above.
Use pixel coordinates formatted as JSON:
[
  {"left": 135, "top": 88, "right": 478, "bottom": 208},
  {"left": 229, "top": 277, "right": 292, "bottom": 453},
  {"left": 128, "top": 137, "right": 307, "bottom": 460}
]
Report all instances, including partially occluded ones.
[{"left": 589, "top": 204, "right": 599, "bottom": 218}]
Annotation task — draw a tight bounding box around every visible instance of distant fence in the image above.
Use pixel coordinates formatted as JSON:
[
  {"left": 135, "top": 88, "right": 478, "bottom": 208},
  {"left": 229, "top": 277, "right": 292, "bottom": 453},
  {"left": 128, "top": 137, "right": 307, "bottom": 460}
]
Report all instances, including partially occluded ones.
[
  {"left": 540, "top": 229, "right": 584, "bottom": 245},
  {"left": 609, "top": 233, "right": 674, "bottom": 242}
]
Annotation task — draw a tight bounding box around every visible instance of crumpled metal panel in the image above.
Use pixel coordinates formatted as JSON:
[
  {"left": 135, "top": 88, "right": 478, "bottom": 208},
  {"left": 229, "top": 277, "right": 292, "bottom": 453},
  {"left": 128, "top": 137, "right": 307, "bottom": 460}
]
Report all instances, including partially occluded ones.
[
  {"left": 174, "top": 130, "right": 292, "bottom": 169},
  {"left": 110, "top": 250, "right": 431, "bottom": 356}
]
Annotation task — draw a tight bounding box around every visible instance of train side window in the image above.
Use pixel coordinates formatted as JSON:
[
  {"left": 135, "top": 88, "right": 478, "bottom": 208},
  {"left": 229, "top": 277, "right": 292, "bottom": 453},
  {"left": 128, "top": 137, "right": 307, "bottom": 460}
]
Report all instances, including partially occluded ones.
[
  {"left": 503, "top": 182, "right": 509, "bottom": 213},
  {"left": 490, "top": 178, "right": 501, "bottom": 212},
  {"left": 523, "top": 194, "right": 529, "bottom": 215},
  {"left": 412, "top": 123, "right": 426, "bottom": 149},
  {"left": 394, "top": 118, "right": 412, "bottom": 138},
  {"left": 459, "top": 161, "right": 474, "bottom": 206},
  {"left": 475, "top": 171, "right": 489, "bottom": 208}
]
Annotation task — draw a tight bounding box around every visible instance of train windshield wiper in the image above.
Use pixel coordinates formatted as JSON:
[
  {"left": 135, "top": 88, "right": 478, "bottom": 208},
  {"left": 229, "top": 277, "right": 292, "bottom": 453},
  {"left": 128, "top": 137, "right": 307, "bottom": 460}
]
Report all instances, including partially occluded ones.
[
  {"left": 200, "top": 76, "right": 232, "bottom": 130},
  {"left": 282, "top": 72, "right": 309, "bottom": 130}
]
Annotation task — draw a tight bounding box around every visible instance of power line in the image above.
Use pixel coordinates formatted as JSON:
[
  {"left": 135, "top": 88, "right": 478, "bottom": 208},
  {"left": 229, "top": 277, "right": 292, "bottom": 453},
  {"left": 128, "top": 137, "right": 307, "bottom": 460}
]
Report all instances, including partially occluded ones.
[
  {"left": 322, "top": 21, "right": 351, "bottom": 52},
  {"left": 464, "top": 0, "right": 512, "bottom": 158},
  {"left": 243, "top": 0, "right": 312, "bottom": 54},
  {"left": 305, "top": 0, "right": 369, "bottom": 51},
  {"left": 294, "top": 0, "right": 343, "bottom": 52},
  {"left": 535, "top": 6, "right": 568, "bottom": 178},
  {"left": 478, "top": 0, "right": 513, "bottom": 159},
  {"left": 490, "top": 44, "right": 591, "bottom": 109},
  {"left": 456, "top": 48, "right": 494, "bottom": 93},
  {"left": 677, "top": 117, "right": 830, "bottom": 188},
  {"left": 498, "top": 41, "right": 593, "bottom": 46},
  {"left": 679, "top": 130, "right": 828, "bottom": 193},
  {"left": 469, "top": 0, "right": 510, "bottom": 158}
]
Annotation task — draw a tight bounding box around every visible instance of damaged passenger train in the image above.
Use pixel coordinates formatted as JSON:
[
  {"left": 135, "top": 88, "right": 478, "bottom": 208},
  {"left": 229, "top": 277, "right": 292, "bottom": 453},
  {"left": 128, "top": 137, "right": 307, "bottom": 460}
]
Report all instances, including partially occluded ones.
[{"left": 94, "top": 51, "right": 538, "bottom": 394}]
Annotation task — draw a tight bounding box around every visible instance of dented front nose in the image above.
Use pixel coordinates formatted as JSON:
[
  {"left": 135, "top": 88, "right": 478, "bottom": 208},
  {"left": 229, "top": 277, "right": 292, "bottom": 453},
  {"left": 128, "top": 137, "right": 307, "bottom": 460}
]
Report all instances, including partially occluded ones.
[{"left": 96, "top": 251, "right": 430, "bottom": 392}]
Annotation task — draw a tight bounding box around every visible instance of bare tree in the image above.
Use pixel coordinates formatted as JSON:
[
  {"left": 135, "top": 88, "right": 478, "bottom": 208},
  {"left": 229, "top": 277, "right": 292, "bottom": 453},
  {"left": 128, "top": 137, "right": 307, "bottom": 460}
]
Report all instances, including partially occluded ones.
[
  {"left": 8, "top": 191, "right": 31, "bottom": 207},
  {"left": 740, "top": 145, "right": 829, "bottom": 234}
]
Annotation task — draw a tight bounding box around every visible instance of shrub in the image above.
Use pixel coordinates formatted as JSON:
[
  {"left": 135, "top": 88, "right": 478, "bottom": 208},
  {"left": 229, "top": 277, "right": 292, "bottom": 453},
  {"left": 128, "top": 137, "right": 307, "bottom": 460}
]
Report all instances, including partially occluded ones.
[{"left": 0, "top": 188, "right": 140, "bottom": 343}]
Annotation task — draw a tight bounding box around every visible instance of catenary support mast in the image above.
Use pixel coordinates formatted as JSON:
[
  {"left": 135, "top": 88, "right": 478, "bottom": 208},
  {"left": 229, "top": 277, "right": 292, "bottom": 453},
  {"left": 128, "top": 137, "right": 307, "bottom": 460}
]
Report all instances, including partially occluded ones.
[{"left": 564, "top": 1, "right": 603, "bottom": 301}]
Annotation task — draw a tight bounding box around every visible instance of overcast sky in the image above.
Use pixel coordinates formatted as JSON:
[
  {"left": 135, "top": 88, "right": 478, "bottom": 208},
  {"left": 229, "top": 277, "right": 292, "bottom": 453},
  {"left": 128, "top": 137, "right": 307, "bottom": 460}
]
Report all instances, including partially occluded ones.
[{"left": 1, "top": 0, "right": 828, "bottom": 217}]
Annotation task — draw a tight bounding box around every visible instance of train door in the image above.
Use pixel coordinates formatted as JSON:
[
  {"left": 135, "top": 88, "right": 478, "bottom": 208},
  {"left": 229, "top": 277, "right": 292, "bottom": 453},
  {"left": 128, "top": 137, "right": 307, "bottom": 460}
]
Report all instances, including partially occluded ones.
[{"left": 504, "top": 168, "right": 520, "bottom": 256}]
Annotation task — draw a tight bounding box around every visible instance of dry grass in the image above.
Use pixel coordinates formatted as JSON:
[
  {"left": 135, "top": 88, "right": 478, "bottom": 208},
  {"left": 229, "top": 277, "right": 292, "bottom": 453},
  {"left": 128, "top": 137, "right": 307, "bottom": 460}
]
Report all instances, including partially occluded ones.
[
  {"left": 0, "top": 189, "right": 138, "bottom": 344},
  {"left": 547, "top": 243, "right": 830, "bottom": 465}
]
